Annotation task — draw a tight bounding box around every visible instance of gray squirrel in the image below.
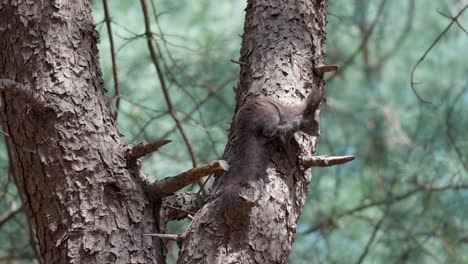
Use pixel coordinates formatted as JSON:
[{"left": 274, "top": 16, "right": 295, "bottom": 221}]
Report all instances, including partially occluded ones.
[{"left": 219, "top": 88, "right": 323, "bottom": 215}]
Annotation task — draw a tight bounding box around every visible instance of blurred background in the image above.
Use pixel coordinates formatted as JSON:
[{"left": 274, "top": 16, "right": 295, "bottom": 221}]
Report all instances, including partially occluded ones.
[{"left": 0, "top": 0, "right": 466, "bottom": 263}]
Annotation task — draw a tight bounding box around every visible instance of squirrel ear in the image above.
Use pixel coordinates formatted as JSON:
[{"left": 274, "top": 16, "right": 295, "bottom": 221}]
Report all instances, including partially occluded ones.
[{"left": 304, "top": 89, "right": 323, "bottom": 114}]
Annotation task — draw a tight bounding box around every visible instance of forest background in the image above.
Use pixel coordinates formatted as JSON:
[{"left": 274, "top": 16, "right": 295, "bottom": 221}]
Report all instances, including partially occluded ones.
[{"left": 0, "top": 0, "right": 467, "bottom": 263}]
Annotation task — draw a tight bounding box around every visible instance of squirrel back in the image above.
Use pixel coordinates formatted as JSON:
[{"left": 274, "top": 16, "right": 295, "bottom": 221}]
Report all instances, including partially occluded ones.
[{"left": 218, "top": 89, "right": 323, "bottom": 216}]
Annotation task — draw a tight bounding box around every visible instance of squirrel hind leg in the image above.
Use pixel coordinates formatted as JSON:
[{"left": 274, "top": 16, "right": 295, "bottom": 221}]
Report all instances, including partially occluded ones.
[
  {"left": 218, "top": 183, "right": 259, "bottom": 220},
  {"left": 278, "top": 133, "right": 296, "bottom": 166}
]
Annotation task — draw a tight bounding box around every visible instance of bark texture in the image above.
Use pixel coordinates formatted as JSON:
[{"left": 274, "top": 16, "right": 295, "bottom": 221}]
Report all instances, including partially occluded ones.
[
  {"left": 0, "top": 1, "right": 162, "bottom": 263},
  {"left": 178, "top": 0, "right": 328, "bottom": 263}
]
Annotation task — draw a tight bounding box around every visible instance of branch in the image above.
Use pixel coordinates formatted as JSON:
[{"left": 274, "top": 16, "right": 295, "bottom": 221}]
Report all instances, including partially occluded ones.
[
  {"left": 140, "top": 0, "right": 198, "bottom": 169},
  {"left": 230, "top": 59, "right": 247, "bottom": 65},
  {"left": 164, "top": 204, "right": 194, "bottom": 220},
  {"left": 355, "top": 211, "right": 387, "bottom": 264},
  {"left": 102, "top": 0, "right": 121, "bottom": 119},
  {"left": 150, "top": 160, "right": 229, "bottom": 198},
  {"left": 316, "top": 64, "right": 340, "bottom": 73},
  {"left": 162, "top": 192, "right": 204, "bottom": 221},
  {"left": 158, "top": 77, "right": 232, "bottom": 140},
  {"left": 326, "top": 0, "right": 388, "bottom": 83},
  {"left": 377, "top": 0, "right": 415, "bottom": 65},
  {"left": 26, "top": 207, "right": 44, "bottom": 264},
  {"left": 0, "top": 79, "right": 49, "bottom": 112},
  {"left": 301, "top": 182, "right": 468, "bottom": 235},
  {"left": 446, "top": 85, "right": 468, "bottom": 171},
  {"left": 0, "top": 206, "right": 22, "bottom": 229},
  {"left": 302, "top": 155, "right": 355, "bottom": 168},
  {"left": 437, "top": 9, "right": 468, "bottom": 34},
  {"left": 410, "top": 5, "right": 467, "bottom": 103},
  {"left": 127, "top": 139, "right": 171, "bottom": 160},
  {"left": 144, "top": 233, "right": 184, "bottom": 242}
]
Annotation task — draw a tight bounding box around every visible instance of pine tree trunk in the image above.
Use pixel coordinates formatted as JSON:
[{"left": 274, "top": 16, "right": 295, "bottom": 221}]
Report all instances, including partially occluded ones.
[
  {"left": 178, "top": 0, "right": 328, "bottom": 263},
  {"left": 0, "top": 1, "right": 163, "bottom": 263},
  {"left": 0, "top": 0, "right": 328, "bottom": 263}
]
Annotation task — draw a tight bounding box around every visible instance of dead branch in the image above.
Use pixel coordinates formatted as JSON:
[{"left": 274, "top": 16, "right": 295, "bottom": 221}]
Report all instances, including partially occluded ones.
[
  {"left": 302, "top": 155, "right": 355, "bottom": 168},
  {"left": 25, "top": 207, "right": 44, "bottom": 264},
  {"left": 164, "top": 204, "right": 194, "bottom": 220},
  {"left": 0, "top": 79, "right": 49, "bottom": 112},
  {"left": 144, "top": 233, "right": 184, "bottom": 242},
  {"left": 316, "top": 64, "right": 340, "bottom": 73},
  {"left": 127, "top": 140, "right": 171, "bottom": 160},
  {"left": 230, "top": 59, "right": 247, "bottom": 65},
  {"left": 150, "top": 160, "right": 229, "bottom": 198},
  {"left": 162, "top": 192, "right": 204, "bottom": 221}
]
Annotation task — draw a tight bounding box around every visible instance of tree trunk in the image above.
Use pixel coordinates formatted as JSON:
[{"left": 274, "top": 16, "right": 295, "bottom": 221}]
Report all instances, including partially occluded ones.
[
  {"left": 1, "top": 0, "right": 329, "bottom": 263},
  {"left": 0, "top": 1, "right": 163, "bottom": 263},
  {"left": 178, "top": 0, "right": 328, "bottom": 263}
]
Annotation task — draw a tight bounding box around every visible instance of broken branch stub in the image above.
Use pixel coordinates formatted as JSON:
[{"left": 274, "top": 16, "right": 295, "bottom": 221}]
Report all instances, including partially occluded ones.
[
  {"left": 143, "top": 233, "right": 184, "bottom": 242},
  {"left": 127, "top": 140, "right": 172, "bottom": 160},
  {"left": 150, "top": 160, "right": 229, "bottom": 198},
  {"left": 303, "top": 155, "right": 355, "bottom": 168},
  {"left": 316, "top": 64, "right": 340, "bottom": 73}
]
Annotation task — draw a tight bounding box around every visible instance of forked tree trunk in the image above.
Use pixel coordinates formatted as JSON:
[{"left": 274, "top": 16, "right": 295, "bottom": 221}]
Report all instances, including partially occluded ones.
[
  {"left": 178, "top": 0, "right": 328, "bottom": 263},
  {"left": 0, "top": 0, "right": 328, "bottom": 263},
  {"left": 0, "top": 1, "right": 163, "bottom": 263}
]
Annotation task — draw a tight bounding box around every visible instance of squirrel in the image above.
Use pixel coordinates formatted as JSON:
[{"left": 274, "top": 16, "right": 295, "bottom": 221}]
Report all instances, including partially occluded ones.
[{"left": 218, "top": 88, "right": 323, "bottom": 216}]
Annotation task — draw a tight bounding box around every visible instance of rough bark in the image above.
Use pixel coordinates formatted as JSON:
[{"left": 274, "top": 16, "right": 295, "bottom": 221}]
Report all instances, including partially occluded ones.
[
  {"left": 178, "top": 0, "right": 328, "bottom": 263},
  {"left": 0, "top": 1, "right": 163, "bottom": 263}
]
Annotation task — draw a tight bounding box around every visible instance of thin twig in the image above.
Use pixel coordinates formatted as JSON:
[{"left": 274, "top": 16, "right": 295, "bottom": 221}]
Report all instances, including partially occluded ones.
[
  {"left": 102, "top": 0, "right": 121, "bottom": 119},
  {"left": 326, "top": 0, "right": 388, "bottom": 82},
  {"left": 158, "top": 78, "right": 231, "bottom": 140},
  {"left": 131, "top": 112, "right": 168, "bottom": 142},
  {"left": 378, "top": 0, "right": 415, "bottom": 64},
  {"left": 446, "top": 85, "right": 468, "bottom": 171},
  {"left": 437, "top": 9, "right": 468, "bottom": 34},
  {"left": 410, "top": 5, "right": 467, "bottom": 103},
  {"left": 144, "top": 233, "right": 184, "bottom": 242},
  {"left": 164, "top": 204, "right": 194, "bottom": 220},
  {"left": 0, "top": 206, "right": 22, "bottom": 229},
  {"left": 25, "top": 208, "right": 43, "bottom": 264},
  {"left": 230, "top": 59, "right": 246, "bottom": 65},
  {"left": 301, "top": 182, "right": 468, "bottom": 234},
  {"left": 140, "top": 0, "right": 198, "bottom": 169},
  {"left": 196, "top": 174, "right": 214, "bottom": 195},
  {"left": 162, "top": 192, "right": 204, "bottom": 221},
  {"left": 355, "top": 211, "right": 387, "bottom": 264}
]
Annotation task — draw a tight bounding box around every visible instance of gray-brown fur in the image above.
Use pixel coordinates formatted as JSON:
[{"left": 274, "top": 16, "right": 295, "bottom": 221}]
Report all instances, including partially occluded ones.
[{"left": 220, "top": 88, "right": 323, "bottom": 215}]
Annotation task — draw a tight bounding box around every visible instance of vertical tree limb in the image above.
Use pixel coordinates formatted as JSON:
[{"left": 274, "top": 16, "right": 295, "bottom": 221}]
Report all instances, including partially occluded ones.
[{"left": 102, "top": 0, "right": 121, "bottom": 119}]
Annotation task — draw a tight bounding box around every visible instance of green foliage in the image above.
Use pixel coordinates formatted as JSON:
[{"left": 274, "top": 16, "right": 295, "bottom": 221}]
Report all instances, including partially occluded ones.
[{"left": 0, "top": 0, "right": 466, "bottom": 263}]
